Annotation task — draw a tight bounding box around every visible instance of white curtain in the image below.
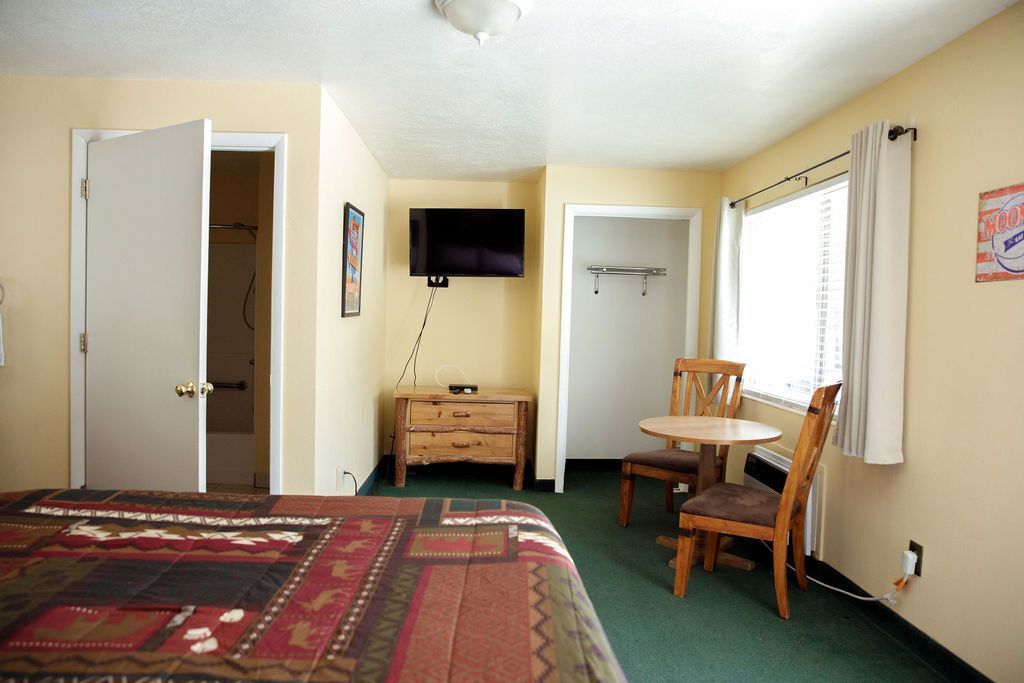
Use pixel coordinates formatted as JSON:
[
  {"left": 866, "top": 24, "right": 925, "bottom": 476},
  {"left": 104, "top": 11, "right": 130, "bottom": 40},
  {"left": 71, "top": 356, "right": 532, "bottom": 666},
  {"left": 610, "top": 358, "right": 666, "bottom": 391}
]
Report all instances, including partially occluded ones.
[
  {"left": 835, "top": 121, "right": 912, "bottom": 464},
  {"left": 709, "top": 198, "right": 744, "bottom": 360}
]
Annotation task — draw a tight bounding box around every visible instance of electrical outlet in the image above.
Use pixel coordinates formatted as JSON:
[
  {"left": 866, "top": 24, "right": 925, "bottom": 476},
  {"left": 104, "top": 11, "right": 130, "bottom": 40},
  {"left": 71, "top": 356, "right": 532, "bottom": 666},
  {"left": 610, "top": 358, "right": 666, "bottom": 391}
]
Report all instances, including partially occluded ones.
[
  {"left": 335, "top": 468, "right": 357, "bottom": 495},
  {"left": 908, "top": 540, "right": 923, "bottom": 576}
]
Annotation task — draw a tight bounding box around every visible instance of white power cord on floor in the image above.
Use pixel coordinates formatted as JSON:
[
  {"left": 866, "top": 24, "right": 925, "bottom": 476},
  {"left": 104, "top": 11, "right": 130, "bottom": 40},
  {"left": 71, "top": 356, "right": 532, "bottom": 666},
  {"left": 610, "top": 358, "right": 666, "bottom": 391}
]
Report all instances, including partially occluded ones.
[{"left": 760, "top": 541, "right": 910, "bottom": 605}]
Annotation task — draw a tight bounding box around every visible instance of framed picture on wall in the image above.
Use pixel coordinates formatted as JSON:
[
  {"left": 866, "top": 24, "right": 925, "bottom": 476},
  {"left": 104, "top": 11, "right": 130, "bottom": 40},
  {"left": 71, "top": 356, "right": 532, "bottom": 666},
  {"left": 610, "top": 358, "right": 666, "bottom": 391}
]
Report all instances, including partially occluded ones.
[
  {"left": 342, "top": 202, "right": 365, "bottom": 317},
  {"left": 976, "top": 182, "right": 1024, "bottom": 282}
]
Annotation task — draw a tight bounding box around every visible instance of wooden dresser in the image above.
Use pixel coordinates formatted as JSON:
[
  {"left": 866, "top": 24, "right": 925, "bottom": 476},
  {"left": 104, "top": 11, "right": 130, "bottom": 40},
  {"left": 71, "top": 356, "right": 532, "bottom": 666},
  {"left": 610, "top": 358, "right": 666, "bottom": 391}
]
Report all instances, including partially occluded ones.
[{"left": 393, "top": 387, "right": 530, "bottom": 490}]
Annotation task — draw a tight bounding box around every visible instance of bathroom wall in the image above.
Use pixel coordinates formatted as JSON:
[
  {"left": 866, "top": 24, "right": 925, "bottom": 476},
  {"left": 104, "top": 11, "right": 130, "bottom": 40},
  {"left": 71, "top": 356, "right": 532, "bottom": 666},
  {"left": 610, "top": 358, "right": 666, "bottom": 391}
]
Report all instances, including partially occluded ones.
[
  {"left": 207, "top": 151, "right": 274, "bottom": 481},
  {"left": 208, "top": 152, "right": 261, "bottom": 433},
  {"left": 206, "top": 242, "right": 256, "bottom": 433},
  {"left": 207, "top": 152, "right": 261, "bottom": 484}
]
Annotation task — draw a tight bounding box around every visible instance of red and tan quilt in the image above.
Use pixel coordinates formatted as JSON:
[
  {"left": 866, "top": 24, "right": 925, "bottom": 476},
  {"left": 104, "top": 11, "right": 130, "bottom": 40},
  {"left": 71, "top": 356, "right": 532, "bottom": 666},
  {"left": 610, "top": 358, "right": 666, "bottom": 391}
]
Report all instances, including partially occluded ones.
[{"left": 0, "top": 489, "right": 624, "bottom": 682}]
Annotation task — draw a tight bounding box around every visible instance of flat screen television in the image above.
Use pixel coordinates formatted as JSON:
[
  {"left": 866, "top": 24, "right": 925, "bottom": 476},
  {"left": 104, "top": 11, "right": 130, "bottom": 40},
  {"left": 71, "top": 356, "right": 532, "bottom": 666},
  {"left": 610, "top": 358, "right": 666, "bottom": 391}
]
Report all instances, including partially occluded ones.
[{"left": 410, "top": 208, "right": 525, "bottom": 277}]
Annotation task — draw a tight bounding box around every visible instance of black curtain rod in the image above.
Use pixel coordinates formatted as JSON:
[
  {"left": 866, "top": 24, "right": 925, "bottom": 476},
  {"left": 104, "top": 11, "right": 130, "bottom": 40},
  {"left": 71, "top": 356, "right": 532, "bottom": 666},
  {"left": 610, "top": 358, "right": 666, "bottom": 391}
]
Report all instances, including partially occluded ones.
[{"left": 729, "top": 125, "right": 917, "bottom": 209}]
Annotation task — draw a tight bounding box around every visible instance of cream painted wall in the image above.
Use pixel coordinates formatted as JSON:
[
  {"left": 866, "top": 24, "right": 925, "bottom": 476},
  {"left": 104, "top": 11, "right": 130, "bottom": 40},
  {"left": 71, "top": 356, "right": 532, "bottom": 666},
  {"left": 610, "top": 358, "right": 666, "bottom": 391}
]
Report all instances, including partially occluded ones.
[
  {"left": 534, "top": 167, "right": 722, "bottom": 479},
  {"left": 0, "top": 76, "right": 321, "bottom": 492},
  {"left": 720, "top": 5, "right": 1024, "bottom": 678},
  {"left": 313, "top": 89, "right": 390, "bottom": 494},
  {"left": 382, "top": 179, "right": 542, "bottom": 458}
]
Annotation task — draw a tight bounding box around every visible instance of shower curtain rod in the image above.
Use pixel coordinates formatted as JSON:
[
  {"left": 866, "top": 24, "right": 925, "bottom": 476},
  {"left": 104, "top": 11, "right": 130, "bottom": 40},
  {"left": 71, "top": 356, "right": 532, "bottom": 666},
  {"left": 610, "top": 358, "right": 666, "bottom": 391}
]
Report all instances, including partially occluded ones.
[
  {"left": 210, "top": 222, "right": 258, "bottom": 231},
  {"left": 729, "top": 125, "right": 917, "bottom": 209}
]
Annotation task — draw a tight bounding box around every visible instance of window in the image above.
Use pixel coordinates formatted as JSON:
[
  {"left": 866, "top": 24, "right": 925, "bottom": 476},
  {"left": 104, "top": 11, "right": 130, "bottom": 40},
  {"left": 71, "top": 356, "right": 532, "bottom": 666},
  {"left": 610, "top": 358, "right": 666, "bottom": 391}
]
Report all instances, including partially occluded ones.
[{"left": 737, "top": 176, "right": 847, "bottom": 410}]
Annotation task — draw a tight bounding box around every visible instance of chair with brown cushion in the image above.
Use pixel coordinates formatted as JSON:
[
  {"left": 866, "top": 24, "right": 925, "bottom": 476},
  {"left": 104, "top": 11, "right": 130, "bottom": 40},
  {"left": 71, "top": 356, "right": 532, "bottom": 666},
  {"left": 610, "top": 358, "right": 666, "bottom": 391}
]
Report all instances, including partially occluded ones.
[
  {"left": 673, "top": 382, "right": 841, "bottom": 619},
  {"left": 618, "top": 358, "right": 745, "bottom": 527}
]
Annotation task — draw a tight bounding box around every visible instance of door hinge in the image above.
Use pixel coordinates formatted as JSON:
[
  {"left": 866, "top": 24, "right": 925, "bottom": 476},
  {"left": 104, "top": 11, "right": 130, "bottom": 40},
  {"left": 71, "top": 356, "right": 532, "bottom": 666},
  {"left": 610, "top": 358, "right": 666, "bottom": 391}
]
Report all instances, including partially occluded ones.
[
  {"left": 80, "top": 178, "right": 89, "bottom": 200},
  {"left": 79, "top": 332, "right": 88, "bottom": 353}
]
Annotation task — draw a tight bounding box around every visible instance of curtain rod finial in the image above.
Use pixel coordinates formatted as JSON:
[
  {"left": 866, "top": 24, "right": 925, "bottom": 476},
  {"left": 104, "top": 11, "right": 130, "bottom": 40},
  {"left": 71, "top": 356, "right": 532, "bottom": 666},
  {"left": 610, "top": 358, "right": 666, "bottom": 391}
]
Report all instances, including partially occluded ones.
[{"left": 888, "top": 125, "right": 918, "bottom": 142}]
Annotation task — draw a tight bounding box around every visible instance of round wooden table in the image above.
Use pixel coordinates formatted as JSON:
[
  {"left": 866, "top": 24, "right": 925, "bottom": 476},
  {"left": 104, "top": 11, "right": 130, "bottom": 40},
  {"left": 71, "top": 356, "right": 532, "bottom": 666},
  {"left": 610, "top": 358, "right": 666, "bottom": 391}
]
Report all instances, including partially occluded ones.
[{"left": 638, "top": 415, "right": 782, "bottom": 571}]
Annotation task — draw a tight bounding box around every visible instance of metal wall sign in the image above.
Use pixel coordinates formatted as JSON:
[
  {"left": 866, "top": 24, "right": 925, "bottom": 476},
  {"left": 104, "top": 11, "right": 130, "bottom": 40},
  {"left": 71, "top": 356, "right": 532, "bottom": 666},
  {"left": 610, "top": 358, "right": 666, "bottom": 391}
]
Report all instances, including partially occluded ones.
[{"left": 977, "top": 182, "right": 1024, "bottom": 282}]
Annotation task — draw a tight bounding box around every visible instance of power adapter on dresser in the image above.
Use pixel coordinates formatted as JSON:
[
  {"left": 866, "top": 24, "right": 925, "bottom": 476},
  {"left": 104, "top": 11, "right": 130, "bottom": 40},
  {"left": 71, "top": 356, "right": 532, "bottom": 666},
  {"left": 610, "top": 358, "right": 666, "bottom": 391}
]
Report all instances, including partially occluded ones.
[{"left": 448, "top": 384, "right": 478, "bottom": 394}]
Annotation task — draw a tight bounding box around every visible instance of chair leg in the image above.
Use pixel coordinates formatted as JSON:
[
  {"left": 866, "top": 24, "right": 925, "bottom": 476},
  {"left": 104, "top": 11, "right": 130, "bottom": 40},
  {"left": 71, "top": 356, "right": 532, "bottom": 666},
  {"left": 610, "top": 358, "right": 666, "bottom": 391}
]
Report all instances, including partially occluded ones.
[
  {"left": 664, "top": 481, "right": 675, "bottom": 512},
  {"left": 618, "top": 472, "right": 635, "bottom": 527},
  {"left": 674, "top": 529, "right": 697, "bottom": 597},
  {"left": 791, "top": 517, "right": 808, "bottom": 590},
  {"left": 773, "top": 541, "right": 791, "bottom": 619},
  {"left": 703, "top": 532, "right": 720, "bottom": 572}
]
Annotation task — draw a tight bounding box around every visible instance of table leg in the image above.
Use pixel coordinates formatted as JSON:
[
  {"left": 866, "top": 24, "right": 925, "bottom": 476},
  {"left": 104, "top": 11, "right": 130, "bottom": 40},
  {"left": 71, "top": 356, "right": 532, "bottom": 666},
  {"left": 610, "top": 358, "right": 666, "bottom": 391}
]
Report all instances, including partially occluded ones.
[
  {"left": 696, "top": 442, "right": 717, "bottom": 494},
  {"left": 656, "top": 442, "right": 756, "bottom": 572}
]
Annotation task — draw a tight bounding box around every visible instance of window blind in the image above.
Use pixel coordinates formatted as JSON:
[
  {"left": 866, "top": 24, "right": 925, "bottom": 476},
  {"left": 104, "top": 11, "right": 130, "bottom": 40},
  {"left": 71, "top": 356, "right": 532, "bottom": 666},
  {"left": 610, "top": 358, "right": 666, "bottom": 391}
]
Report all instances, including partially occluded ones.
[{"left": 737, "top": 177, "right": 848, "bottom": 409}]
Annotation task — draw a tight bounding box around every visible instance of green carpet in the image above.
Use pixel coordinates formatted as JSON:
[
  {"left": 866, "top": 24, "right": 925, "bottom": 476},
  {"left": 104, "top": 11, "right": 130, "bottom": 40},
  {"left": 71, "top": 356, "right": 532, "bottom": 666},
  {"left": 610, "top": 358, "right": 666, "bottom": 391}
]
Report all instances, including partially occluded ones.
[{"left": 373, "top": 461, "right": 942, "bottom": 682}]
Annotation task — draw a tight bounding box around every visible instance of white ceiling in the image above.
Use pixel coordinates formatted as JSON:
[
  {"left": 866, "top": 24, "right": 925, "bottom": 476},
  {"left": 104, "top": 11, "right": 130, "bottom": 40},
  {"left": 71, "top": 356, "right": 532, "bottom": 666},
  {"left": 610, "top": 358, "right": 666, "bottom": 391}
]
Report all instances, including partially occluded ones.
[{"left": 0, "top": 0, "right": 1013, "bottom": 180}]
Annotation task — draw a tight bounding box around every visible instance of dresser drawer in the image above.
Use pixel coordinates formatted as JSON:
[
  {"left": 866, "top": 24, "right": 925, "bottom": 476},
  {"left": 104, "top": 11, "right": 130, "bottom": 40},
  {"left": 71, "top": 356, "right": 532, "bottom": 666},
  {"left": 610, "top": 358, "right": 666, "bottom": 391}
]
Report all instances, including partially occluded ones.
[
  {"left": 408, "top": 431, "right": 515, "bottom": 463},
  {"left": 410, "top": 400, "right": 515, "bottom": 428}
]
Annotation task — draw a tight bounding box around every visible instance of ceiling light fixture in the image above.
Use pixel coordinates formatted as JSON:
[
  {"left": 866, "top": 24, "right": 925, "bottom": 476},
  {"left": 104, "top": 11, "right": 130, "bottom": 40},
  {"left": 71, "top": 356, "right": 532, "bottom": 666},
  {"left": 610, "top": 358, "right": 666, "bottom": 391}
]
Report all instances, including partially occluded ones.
[{"left": 434, "top": 0, "right": 530, "bottom": 46}]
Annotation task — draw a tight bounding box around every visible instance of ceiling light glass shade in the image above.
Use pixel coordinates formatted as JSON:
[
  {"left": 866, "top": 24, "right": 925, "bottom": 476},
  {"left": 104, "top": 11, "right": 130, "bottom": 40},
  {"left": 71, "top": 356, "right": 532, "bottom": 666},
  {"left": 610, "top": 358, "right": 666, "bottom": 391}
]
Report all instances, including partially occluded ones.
[{"left": 434, "top": 0, "right": 530, "bottom": 45}]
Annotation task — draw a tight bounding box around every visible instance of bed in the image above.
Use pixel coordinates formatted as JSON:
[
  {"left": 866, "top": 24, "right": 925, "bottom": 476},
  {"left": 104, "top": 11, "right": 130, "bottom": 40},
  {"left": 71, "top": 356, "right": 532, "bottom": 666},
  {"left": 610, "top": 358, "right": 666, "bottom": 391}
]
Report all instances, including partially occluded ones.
[{"left": 0, "top": 489, "right": 624, "bottom": 682}]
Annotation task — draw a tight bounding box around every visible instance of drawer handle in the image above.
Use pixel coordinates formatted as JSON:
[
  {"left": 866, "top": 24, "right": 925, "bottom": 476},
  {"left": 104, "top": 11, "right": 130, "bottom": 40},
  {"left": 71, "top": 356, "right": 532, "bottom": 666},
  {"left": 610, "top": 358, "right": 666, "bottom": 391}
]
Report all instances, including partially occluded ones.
[
  {"left": 452, "top": 411, "right": 472, "bottom": 418},
  {"left": 452, "top": 441, "right": 473, "bottom": 448}
]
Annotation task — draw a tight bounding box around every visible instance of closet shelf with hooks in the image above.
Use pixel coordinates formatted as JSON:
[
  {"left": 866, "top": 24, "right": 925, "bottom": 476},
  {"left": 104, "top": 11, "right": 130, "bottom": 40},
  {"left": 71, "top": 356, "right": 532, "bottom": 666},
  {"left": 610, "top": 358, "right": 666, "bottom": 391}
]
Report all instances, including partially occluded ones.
[{"left": 586, "top": 265, "right": 667, "bottom": 296}]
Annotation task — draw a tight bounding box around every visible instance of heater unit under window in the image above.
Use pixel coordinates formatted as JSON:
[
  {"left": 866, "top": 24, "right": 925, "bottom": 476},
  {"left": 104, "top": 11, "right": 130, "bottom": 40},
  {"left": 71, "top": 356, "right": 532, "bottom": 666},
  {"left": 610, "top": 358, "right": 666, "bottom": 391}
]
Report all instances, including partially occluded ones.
[{"left": 743, "top": 446, "right": 822, "bottom": 557}]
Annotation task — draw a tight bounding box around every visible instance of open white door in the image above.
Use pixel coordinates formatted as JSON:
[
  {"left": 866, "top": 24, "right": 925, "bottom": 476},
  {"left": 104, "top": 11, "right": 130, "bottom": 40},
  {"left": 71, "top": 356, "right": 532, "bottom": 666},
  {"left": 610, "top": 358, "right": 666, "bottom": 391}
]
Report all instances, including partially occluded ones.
[{"left": 85, "top": 119, "right": 212, "bottom": 491}]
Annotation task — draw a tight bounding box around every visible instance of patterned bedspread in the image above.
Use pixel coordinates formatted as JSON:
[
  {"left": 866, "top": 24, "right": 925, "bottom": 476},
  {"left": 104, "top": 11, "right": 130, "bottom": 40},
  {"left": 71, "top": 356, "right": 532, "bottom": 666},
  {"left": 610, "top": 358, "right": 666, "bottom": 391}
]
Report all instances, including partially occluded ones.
[{"left": 0, "top": 489, "right": 624, "bottom": 682}]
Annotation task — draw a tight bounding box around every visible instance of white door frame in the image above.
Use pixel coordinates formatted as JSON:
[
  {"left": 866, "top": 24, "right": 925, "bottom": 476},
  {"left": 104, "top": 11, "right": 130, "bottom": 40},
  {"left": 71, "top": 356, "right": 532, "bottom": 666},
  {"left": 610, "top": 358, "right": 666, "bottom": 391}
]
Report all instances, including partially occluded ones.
[
  {"left": 554, "top": 204, "right": 701, "bottom": 493},
  {"left": 70, "top": 128, "right": 288, "bottom": 494}
]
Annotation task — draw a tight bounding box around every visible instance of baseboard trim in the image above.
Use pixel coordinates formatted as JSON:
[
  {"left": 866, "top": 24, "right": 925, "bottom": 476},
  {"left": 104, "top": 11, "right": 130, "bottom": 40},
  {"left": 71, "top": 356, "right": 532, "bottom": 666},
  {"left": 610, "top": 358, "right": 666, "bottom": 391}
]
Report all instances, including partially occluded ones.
[
  {"left": 532, "top": 459, "right": 620, "bottom": 492},
  {"left": 565, "top": 458, "right": 621, "bottom": 470},
  {"left": 357, "top": 458, "right": 387, "bottom": 496},
  {"left": 796, "top": 553, "right": 990, "bottom": 682}
]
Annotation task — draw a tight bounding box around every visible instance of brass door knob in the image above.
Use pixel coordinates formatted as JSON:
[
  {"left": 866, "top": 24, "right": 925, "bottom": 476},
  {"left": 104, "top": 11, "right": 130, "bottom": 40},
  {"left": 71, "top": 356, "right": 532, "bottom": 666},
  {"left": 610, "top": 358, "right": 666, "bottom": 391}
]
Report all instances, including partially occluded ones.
[
  {"left": 200, "top": 382, "right": 214, "bottom": 398},
  {"left": 174, "top": 382, "right": 197, "bottom": 398}
]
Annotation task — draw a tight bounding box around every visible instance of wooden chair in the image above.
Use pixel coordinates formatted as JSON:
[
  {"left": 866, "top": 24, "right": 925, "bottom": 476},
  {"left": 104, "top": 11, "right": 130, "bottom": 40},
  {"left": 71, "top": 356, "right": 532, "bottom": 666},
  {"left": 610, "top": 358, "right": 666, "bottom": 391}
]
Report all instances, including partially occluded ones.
[
  {"left": 618, "top": 358, "right": 745, "bottom": 527},
  {"left": 673, "top": 382, "right": 841, "bottom": 619}
]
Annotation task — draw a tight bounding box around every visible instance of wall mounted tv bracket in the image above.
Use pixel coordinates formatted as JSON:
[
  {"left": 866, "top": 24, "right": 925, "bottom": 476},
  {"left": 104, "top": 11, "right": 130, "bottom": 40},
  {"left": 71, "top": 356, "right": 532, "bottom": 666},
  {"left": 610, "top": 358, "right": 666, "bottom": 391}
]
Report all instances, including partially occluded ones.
[{"left": 427, "top": 275, "right": 450, "bottom": 288}]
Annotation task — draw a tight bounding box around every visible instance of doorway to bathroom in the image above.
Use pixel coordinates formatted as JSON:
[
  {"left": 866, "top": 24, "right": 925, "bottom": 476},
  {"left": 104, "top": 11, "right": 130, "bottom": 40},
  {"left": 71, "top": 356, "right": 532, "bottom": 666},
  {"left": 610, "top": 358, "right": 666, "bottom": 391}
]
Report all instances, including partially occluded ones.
[
  {"left": 206, "top": 151, "right": 274, "bottom": 492},
  {"left": 69, "top": 124, "right": 286, "bottom": 494}
]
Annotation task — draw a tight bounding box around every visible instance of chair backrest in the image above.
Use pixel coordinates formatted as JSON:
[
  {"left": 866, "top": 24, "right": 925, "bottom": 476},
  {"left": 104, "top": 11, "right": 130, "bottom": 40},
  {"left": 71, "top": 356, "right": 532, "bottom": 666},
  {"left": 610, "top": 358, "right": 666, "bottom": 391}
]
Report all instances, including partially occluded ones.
[
  {"left": 668, "top": 358, "right": 746, "bottom": 459},
  {"left": 774, "top": 382, "right": 842, "bottom": 533}
]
